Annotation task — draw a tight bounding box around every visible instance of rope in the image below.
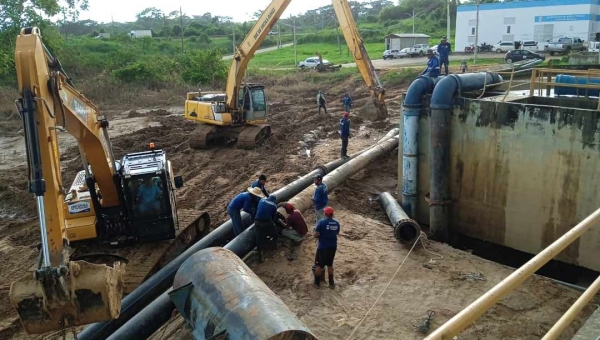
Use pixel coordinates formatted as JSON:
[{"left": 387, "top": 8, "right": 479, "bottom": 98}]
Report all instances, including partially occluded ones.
[
  {"left": 345, "top": 232, "right": 422, "bottom": 340},
  {"left": 419, "top": 233, "right": 444, "bottom": 262}
]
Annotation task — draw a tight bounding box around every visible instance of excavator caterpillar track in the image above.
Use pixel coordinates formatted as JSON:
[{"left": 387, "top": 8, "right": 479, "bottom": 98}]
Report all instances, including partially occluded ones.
[
  {"left": 236, "top": 125, "right": 272, "bottom": 150},
  {"left": 189, "top": 124, "right": 218, "bottom": 149},
  {"left": 70, "top": 209, "right": 210, "bottom": 294}
]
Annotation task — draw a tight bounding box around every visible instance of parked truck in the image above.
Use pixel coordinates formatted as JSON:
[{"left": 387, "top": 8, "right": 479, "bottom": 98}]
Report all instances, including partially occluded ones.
[
  {"left": 407, "top": 44, "right": 430, "bottom": 57},
  {"left": 546, "top": 37, "right": 585, "bottom": 55}
]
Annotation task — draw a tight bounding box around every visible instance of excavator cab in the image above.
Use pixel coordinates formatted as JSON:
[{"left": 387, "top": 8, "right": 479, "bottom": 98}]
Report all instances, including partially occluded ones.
[
  {"left": 121, "top": 149, "right": 181, "bottom": 242},
  {"left": 238, "top": 84, "right": 268, "bottom": 123}
]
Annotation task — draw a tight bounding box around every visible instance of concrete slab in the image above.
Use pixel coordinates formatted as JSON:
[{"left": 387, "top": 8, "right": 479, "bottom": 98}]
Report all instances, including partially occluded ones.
[{"left": 573, "top": 306, "right": 600, "bottom": 340}]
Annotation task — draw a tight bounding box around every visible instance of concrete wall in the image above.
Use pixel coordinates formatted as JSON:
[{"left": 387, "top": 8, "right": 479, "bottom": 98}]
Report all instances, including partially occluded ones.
[
  {"left": 456, "top": 0, "right": 596, "bottom": 52},
  {"left": 399, "top": 95, "right": 600, "bottom": 271}
]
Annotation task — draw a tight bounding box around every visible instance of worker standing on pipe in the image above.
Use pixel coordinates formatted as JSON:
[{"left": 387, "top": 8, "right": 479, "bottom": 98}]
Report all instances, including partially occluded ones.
[
  {"left": 420, "top": 49, "right": 441, "bottom": 78},
  {"left": 254, "top": 195, "right": 279, "bottom": 262},
  {"left": 251, "top": 174, "right": 269, "bottom": 197},
  {"left": 341, "top": 93, "right": 352, "bottom": 112},
  {"left": 312, "top": 174, "right": 329, "bottom": 223},
  {"left": 313, "top": 206, "right": 340, "bottom": 289},
  {"left": 317, "top": 90, "right": 328, "bottom": 114},
  {"left": 280, "top": 203, "right": 308, "bottom": 244},
  {"left": 437, "top": 36, "right": 452, "bottom": 76},
  {"left": 339, "top": 111, "right": 351, "bottom": 159},
  {"left": 227, "top": 187, "right": 265, "bottom": 236}
]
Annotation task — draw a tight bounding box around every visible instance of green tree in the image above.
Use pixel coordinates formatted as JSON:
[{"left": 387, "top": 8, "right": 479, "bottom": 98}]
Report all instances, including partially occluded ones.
[
  {"left": 179, "top": 49, "right": 227, "bottom": 85},
  {"left": 172, "top": 24, "right": 182, "bottom": 36}
]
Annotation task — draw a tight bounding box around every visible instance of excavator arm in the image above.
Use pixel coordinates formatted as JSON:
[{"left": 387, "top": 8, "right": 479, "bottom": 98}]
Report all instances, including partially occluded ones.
[
  {"left": 10, "top": 27, "right": 123, "bottom": 334},
  {"left": 225, "top": 0, "right": 292, "bottom": 110},
  {"left": 331, "top": 0, "right": 388, "bottom": 119}
]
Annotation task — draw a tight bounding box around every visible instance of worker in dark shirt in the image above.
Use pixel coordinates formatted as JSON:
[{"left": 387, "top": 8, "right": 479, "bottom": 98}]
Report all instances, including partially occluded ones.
[
  {"left": 339, "top": 111, "right": 350, "bottom": 159},
  {"left": 227, "top": 187, "right": 264, "bottom": 236},
  {"left": 280, "top": 203, "right": 308, "bottom": 244},
  {"left": 313, "top": 206, "right": 340, "bottom": 289},
  {"left": 254, "top": 195, "right": 279, "bottom": 262},
  {"left": 251, "top": 174, "right": 269, "bottom": 197},
  {"left": 437, "top": 36, "right": 452, "bottom": 76},
  {"left": 312, "top": 174, "right": 329, "bottom": 223}
]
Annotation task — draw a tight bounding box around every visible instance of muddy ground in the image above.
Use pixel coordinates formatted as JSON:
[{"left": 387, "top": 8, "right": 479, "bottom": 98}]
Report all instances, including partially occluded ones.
[{"left": 0, "top": 70, "right": 597, "bottom": 340}]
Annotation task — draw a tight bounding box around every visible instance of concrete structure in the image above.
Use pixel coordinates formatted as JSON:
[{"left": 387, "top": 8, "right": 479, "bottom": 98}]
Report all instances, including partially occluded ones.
[
  {"left": 384, "top": 33, "right": 430, "bottom": 50},
  {"left": 572, "top": 306, "right": 600, "bottom": 339},
  {"left": 455, "top": 0, "right": 600, "bottom": 52},
  {"left": 399, "top": 92, "right": 600, "bottom": 272},
  {"left": 129, "top": 30, "right": 152, "bottom": 38}
]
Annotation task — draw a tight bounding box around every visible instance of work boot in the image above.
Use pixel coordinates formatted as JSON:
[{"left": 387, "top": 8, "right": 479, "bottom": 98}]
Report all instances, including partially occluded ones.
[
  {"left": 313, "top": 274, "right": 321, "bottom": 288},
  {"left": 328, "top": 274, "right": 335, "bottom": 289}
]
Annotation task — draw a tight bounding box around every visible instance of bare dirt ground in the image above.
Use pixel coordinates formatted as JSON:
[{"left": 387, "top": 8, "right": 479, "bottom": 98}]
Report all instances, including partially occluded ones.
[{"left": 0, "top": 70, "right": 596, "bottom": 340}]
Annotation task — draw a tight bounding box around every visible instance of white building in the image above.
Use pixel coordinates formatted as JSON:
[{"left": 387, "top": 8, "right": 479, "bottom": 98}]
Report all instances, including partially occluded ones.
[
  {"left": 129, "top": 30, "right": 152, "bottom": 38},
  {"left": 455, "top": 0, "right": 600, "bottom": 52}
]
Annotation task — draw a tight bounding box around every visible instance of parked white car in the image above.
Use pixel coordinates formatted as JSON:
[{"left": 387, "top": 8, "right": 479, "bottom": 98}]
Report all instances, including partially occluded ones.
[
  {"left": 494, "top": 41, "right": 515, "bottom": 53},
  {"left": 299, "top": 57, "right": 330, "bottom": 69},
  {"left": 382, "top": 49, "right": 407, "bottom": 59},
  {"left": 407, "top": 44, "right": 430, "bottom": 56}
]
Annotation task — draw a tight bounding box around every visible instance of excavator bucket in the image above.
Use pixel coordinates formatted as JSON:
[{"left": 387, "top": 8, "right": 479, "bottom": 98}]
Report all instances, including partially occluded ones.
[{"left": 9, "top": 261, "right": 124, "bottom": 334}]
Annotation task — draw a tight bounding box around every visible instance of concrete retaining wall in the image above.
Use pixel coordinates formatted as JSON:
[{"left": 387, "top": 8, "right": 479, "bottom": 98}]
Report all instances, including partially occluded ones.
[{"left": 399, "top": 95, "right": 600, "bottom": 271}]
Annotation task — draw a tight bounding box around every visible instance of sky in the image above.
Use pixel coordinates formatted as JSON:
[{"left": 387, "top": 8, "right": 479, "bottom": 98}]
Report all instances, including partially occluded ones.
[{"left": 77, "top": 0, "right": 375, "bottom": 23}]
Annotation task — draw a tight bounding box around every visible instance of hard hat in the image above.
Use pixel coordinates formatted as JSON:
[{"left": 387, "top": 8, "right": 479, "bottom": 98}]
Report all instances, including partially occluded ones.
[
  {"left": 343, "top": 112, "right": 349, "bottom": 118},
  {"left": 313, "top": 174, "right": 323, "bottom": 180},
  {"left": 426, "top": 49, "right": 435, "bottom": 55},
  {"left": 284, "top": 203, "right": 295, "bottom": 213},
  {"left": 247, "top": 187, "right": 265, "bottom": 198},
  {"left": 324, "top": 207, "right": 334, "bottom": 217}
]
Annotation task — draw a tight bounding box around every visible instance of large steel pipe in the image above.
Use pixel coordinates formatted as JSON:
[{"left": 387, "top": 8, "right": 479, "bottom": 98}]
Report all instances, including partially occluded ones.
[
  {"left": 81, "top": 129, "right": 400, "bottom": 340},
  {"left": 429, "top": 72, "right": 503, "bottom": 242},
  {"left": 284, "top": 136, "right": 399, "bottom": 215},
  {"left": 378, "top": 192, "right": 421, "bottom": 244},
  {"left": 169, "top": 248, "right": 317, "bottom": 340}
]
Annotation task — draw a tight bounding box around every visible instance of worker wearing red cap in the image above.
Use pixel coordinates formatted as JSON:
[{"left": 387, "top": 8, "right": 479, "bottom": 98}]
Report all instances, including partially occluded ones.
[
  {"left": 280, "top": 203, "right": 308, "bottom": 244},
  {"left": 313, "top": 206, "right": 340, "bottom": 289},
  {"left": 340, "top": 111, "right": 350, "bottom": 159}
]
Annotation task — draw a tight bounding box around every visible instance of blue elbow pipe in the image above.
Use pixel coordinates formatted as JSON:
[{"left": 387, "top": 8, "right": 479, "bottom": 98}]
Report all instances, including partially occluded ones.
[
  {"left": 429, "top": 72, "right": 503, "bottom": 242},
  {"left": 401, "top": 76, "right": 436, "bottom": 219}
]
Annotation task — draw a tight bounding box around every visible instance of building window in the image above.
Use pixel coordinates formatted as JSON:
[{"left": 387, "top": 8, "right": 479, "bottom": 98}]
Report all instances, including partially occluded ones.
[
  {"left": 471, "top": 27, "right": 476, "bottom": 35},
  {"left": 504, "top": 17, "right": 516, "bottom": 25},
  {"left": 507, "top": 26, "right": 511, "bottom": 34}
]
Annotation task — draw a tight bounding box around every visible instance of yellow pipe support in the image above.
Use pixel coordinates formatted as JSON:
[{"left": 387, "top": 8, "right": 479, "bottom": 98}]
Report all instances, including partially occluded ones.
[
  {"left": 424, "top": 207, "right": 600, "bottom": 340},
  {"left": 541, "top": 274, "right": 600, "bottom": 340}
]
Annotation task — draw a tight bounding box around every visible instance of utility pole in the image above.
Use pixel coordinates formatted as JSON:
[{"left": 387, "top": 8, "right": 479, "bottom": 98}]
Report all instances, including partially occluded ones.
[
  {"left": 232, "top": 27, "right": 236, "bottom": 54},
  {"left": 163, "top": 14, "right": 166, "bottom": 39},
  {"left": 277, "top": 22, "right": 281, "bottom": 48},
  {"left": 180, "top": 7, "right": 184, "bottom": 54},
  {"left": 293, "top": 16, "right": 298, "bottom": 67},
  {"left": 447, "top": 0, "right": 451, "bottom": 42},
  {"left": 336, "top": 28, "right": 342, "bottom": 55},
  {"left": 474, "top": 0, "right": 480, "bottom": 64},
  {"left": 63, "top": 11, "right": 68, "bottom": 41},
  {"left": 111, "top": 13, "right": 115, "bottom": 35},
  {"left": 412, "top": 9, "right": 415, "bottom": 34}
]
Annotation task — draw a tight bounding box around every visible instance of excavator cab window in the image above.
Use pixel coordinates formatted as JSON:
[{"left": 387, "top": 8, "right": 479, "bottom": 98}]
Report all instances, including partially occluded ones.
[
  {"left": 125, "top": 175, "right": 169, "bottom": 220},
  {"left": 251, "top": 88, "right": 267, "bottom": 113}
]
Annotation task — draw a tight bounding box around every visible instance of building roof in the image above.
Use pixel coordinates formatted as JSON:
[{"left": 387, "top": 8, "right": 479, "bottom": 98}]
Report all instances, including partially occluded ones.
[
  {"left": 458, "top": 0, "right": 596, "bottom": 12},
  {"left": 384, "top": 33, "right": 430, "bottom": 39}
]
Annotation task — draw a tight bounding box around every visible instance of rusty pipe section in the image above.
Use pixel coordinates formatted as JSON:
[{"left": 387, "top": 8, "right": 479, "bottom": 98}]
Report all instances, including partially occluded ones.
[
  {"left": 283, "top": 136, "right": 399, "bottom": 215},
  {"left": 378, "top": 192, "right": 421, "bottom": 244},
  {"left": 169, "top": 248, "right": 317, "bottom": 340}
]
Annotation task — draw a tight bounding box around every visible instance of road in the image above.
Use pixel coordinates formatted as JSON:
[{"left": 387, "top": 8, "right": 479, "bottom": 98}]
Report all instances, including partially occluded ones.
[{"left": 222, "top": 43, "right": 293, "bottom": 60}]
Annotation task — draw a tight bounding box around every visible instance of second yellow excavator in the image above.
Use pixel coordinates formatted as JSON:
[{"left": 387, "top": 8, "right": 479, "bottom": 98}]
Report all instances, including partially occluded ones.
[{"left": 184, "top": 0, "right": 387, "bottom": 149}]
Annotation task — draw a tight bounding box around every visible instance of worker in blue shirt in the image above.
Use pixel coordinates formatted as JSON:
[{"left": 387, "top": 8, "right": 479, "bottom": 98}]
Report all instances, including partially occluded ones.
[
  {"left": 437, "top": 36, "right": 452, "bottom": 75},
  {"left": 254, "top": 195, "right": 279, "bottom": 262},
  {"left": 251, "top": 174, "right": 269, "bottom": 197},
  {"left": 341, "top": 93, "right": 352, "bottom": 112},
  {"left": 313, "top": 206, "right": 340, "bottom": 289},
  {"left": 421, "top": 49, "right": 440, "bottom": 78},
  {"left": 312, "top": 174, "right": 329, "bottom": 223},
  {"left": 227, "top": 187, "right": 265, "bottom": 236},
  {"left": 339, "top": 111, "right": 350, "bottom": 159},
  {"left": 136, "top": 177, "right": 162, "bottom": 214}
]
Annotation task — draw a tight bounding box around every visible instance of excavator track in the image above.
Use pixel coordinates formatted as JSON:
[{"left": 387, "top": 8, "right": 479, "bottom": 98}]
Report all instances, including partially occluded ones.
[
  {"left": 70, "top": 209, "right": 211, "bottom": 294},
  {"left": 189, "top": 124, "right": 217, "bottom": 149},
  {"left": 236, "top": 124, "right": 272, "bottom": 149}
]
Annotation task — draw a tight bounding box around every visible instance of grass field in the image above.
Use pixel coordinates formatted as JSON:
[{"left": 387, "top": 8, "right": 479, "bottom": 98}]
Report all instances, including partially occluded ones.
[{"left": 249, "top": 42, "right": 386, "bottom": 68}]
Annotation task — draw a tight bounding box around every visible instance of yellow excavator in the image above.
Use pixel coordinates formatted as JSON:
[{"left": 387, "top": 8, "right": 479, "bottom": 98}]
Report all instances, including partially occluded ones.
[
  {"left": 9, "top": 27, "right": 209, "bottom": 334},
  {"left": 184, "top": 0, "right": 387, "bottom": 149}
]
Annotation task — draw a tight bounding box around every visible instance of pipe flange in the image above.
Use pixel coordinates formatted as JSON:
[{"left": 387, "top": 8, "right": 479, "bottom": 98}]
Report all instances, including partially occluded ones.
[
  {"left": 393, "top": 218, "right": 421, "bottom": 245},
  {"left": 313, "top": 165, "right": 328, "bottom": 174},
  {"left": 424, "top": 194, "right": 452, "bottom": 207}
]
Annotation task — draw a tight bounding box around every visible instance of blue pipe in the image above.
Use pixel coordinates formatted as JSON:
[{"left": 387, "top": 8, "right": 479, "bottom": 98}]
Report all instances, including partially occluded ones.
[
  {"left": 555, "top": 74, "right": 600, "bottom": 97},
  {"left": 429, "top": 72, "right": 503, "bottom": 242},
  {"left": 401, "top": 76, "right": 436, "bottom": 219}
]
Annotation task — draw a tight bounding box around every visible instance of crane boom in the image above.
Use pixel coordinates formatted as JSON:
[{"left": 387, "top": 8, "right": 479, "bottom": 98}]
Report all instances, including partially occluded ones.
[{"left": 226, "top": 0, "right": 292, "bottom": 109}]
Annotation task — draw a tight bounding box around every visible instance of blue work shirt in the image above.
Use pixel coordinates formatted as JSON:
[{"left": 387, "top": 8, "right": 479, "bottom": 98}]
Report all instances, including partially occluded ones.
[
  {"left": 437, "top": 42, "right": 452, "bottom": 59},
  {"left": 421, "top": 56, "right": 441, "bottom": 78},
  {"left": 312, "top": 183, "right": 329, "bottom": 210},
  {"left": 251, "top": 180, "right": 269, "bottom": 197},
  {"left": 137, "top": 183, "right": 162, "bottom": 206},
  {"left": 255, "top": 196, "right": 278, "bottom": 222},
  {"left": 228, "top": 192, "right": 257, "bottom": 215},
  {"left": 315, "top": 217, "right": 340, "bottom": 249},
  {"left": 339, "top": 117, "right": 350, "bottom": 137},
  {"left": 342, "top": 95, "right": 352, "bottom": 107}
]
